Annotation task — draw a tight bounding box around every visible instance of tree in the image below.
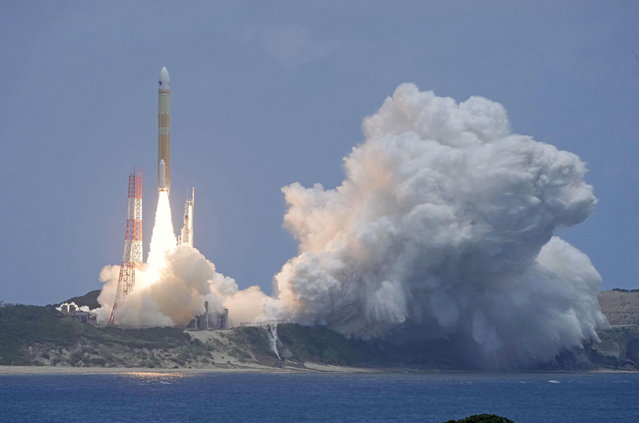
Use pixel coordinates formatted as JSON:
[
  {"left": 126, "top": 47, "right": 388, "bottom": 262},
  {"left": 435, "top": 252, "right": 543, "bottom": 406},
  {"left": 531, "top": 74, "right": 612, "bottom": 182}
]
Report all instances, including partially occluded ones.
[{"left": 443, "top": 414, "right": 515, "bottom": 423}]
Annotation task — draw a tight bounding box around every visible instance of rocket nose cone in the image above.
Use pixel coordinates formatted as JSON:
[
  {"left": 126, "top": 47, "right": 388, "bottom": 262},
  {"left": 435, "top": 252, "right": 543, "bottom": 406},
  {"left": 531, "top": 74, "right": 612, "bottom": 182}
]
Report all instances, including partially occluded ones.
[{"left": 159, "top": 67, "right": 170, "bottom": 89}]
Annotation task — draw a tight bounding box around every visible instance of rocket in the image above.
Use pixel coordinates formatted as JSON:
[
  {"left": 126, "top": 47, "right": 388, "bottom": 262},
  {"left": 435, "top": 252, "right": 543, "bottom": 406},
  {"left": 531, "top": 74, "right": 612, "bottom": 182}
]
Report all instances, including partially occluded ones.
[{"left": 158, "top": 67, "right": 170, "bottom": 192}]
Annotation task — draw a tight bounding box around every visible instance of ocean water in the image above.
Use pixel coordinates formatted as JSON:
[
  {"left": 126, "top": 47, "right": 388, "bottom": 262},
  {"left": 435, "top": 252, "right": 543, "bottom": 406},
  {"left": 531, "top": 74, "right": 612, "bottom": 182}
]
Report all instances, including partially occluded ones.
[{"left": 1, "top": 372, "right": 638, "bottom": 422}]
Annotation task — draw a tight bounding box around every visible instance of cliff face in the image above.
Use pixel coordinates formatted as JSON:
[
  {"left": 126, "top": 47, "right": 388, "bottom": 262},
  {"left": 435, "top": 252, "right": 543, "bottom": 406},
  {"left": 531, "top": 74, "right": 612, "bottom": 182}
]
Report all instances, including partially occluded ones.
[
  {"left": 563, "top": 290, "right": 639, "bottom": 371},
  {"left": 598, "top": 290, "right": 639, "bottom": 326},
  {"left": 533, "top": 290, "right": 639, "bottom": 371},
  {"left": 589, "top": 326, "right": 639, "bottom": 369}
]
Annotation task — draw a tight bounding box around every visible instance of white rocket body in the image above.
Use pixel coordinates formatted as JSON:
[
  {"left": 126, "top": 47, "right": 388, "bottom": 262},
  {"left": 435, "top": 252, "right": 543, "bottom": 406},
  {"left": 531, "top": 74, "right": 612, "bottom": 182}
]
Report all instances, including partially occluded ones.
[{"left": 159, "top": 159, "right": 167, "bottom": 191}]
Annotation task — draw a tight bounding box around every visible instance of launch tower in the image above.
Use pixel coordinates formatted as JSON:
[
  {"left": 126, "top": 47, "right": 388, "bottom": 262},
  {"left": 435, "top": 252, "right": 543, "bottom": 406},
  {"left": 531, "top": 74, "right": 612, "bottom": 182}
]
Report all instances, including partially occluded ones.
[{"left": 108, "top": 171, "right": 143, "bottom": 326}]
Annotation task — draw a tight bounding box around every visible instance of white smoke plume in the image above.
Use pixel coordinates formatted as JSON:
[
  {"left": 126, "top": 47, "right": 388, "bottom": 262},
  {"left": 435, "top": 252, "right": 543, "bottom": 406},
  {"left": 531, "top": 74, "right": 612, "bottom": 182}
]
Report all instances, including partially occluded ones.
[
  {"left": 95, "top": 255, "right": 268, "bottom": 328},
  {"left": 96, "top": 245, "right": 269, "bottom": 328},
  {"left": 95, "top": 191, "right": 268, "bottom": 328},
  {"left": 56, "top": 302, "right": 90, "bottom": 313},
  {"left": 263, "top": 83, "right": 607, "bottom": 366}
]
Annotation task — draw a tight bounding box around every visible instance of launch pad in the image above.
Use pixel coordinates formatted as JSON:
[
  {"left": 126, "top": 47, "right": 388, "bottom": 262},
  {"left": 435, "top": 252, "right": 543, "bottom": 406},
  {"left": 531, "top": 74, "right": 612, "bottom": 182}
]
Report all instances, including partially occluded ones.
[{"left": 106, "top": 67, "right": 218, "bottom": 329}]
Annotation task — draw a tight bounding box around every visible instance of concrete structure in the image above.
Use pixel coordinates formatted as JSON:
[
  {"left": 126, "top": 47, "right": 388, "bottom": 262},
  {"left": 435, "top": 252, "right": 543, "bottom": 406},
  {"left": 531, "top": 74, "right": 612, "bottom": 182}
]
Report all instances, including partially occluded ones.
[
  {"left": 187, "top": 301, "right": 229, "bottom": 330},
  {"left": 57, "top": 302, "right": 98, "bottom": 325},
  {"left": 158, "top": 67, "right": 171, "bottom": 192},
  {"left": 70, "top": 311, "right": 89, "bottom": 324}
]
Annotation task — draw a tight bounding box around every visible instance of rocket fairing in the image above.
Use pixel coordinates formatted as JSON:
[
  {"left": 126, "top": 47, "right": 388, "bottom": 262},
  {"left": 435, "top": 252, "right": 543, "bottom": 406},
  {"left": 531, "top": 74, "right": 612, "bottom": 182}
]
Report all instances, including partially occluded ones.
[{"left": 158, "top": 67, "right": 171, "bottom": 192}]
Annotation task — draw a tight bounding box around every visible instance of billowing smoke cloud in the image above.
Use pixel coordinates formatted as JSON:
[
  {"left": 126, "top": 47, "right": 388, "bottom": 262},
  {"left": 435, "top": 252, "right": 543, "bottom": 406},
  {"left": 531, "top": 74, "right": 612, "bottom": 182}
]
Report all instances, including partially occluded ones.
[
  {"left": 263, "top": 84, "right": 607, "bottom": 366},
  {"left": 95, "top": 189, "right": 269, "bottom": 328},
  {"left": 96, "top": 246, "right": 268, "bottom": 328}
]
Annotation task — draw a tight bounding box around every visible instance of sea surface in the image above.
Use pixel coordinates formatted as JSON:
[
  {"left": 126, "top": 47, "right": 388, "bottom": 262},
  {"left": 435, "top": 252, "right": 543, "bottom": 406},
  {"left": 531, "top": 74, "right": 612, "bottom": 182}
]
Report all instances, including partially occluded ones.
[{"left": 1, "top": 371, "right": 638, "bottom": 422}]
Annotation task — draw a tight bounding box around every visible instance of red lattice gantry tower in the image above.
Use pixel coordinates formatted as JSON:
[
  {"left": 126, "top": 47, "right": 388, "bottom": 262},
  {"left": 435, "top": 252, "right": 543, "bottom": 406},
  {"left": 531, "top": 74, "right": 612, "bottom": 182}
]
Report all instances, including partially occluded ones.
[{"left": 108, "top": 170, "right": 143, "bottom": 326}]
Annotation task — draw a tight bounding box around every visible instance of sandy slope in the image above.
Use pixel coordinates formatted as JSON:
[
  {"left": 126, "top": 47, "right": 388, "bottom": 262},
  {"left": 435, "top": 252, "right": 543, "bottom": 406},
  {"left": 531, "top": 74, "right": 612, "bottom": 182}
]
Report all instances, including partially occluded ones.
[
  {"left": 598, "top": 290, "right": 639, "bottom": 326},
  {"left": 0, "top": 363, "right": 372, "bottom": 375}
]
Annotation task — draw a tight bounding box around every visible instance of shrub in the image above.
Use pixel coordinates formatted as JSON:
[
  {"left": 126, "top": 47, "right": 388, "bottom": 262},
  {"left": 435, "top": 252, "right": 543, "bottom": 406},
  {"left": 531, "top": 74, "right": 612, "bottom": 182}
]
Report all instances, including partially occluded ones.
[{"left": 443, "top": 414, "right": 514, "bottom": 423}]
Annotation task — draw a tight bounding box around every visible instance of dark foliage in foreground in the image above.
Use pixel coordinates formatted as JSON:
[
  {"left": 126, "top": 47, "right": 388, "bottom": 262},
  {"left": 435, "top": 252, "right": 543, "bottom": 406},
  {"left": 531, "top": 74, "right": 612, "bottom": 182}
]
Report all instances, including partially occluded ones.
[{"left": 443, "top": 414, "right": 514, "bottom": 423}]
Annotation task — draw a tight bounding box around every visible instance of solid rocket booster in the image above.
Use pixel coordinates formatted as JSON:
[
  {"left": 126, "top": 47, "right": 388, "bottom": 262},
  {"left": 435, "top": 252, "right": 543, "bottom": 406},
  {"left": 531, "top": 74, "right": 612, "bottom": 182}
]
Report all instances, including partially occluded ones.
[
  {"left": 179, "top": 187, "right": 194, "bottom": 247},
  {"left": 159, "top": 159, "right": 167, "bottom": 191},
  {"left": 158, "top": 67, "right": 170, "bottom": 192}
]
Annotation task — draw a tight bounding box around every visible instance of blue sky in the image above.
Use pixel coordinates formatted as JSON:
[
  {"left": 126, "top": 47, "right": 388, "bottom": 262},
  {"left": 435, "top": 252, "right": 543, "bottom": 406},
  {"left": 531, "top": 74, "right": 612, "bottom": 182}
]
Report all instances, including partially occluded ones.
[{"left": 1, "top": 1, "right": 637, "bottom": 304}]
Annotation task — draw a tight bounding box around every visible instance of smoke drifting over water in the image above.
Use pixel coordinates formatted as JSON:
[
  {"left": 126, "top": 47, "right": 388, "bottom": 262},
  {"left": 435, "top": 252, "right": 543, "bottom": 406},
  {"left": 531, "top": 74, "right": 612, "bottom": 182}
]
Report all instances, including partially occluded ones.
[
  {"left": 97, "top": 84, "right": 605, "bottom": 367},
  {"left": 263, "top": 84, "right": 606, "bottom": 366}
]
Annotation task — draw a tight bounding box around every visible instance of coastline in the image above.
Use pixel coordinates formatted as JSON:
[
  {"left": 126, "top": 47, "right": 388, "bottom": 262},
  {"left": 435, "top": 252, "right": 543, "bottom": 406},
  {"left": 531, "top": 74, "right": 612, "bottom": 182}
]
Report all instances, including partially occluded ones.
[
  {"left": 1, "top": 364, "right": 636, "bottom": 376},
  {"left": 0, "top": 363, "right": 374, "bottom": 375}
]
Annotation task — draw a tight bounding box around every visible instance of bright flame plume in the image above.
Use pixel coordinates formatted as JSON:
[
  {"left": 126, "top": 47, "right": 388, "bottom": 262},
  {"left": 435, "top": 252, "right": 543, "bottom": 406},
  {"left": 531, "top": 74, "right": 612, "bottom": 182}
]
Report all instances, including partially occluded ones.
[{"left": 141, "top": 191, "right": 176, "bottom": 288}]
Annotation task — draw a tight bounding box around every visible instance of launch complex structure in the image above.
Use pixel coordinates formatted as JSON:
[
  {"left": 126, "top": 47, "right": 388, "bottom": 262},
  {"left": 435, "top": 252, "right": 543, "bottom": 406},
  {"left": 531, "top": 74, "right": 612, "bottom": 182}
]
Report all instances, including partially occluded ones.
[
  {"left": 108, "top": 67, "right": 194, "bottom": 326},
  {"left": 107, "top": 171, "right": 143, "bottom": 326}
]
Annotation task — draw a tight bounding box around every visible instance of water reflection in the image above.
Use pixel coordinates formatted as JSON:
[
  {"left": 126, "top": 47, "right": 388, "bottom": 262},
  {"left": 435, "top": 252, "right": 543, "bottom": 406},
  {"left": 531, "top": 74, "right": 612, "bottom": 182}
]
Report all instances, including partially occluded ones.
[{"left": 120, "top": 371, "right": 191, "bottom": 383}]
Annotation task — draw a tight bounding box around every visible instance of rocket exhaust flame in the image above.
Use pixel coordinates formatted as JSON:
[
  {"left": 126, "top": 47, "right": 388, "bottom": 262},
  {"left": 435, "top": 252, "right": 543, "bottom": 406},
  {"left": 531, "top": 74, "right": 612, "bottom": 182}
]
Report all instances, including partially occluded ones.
[{"left": 142, "top": 191, "right": 176, "bottom": 288}]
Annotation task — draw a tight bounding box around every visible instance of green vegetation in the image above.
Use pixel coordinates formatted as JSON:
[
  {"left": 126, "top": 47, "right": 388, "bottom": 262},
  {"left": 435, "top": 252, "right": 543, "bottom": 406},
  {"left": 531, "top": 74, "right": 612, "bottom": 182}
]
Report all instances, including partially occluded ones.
[
  {"left": 0, "top": 305, "right": 192, "bottom": 366},
  {"left": 276, "top": 324, "right": 363, "bottom": 365},
  {"left": 2, "top": 303, "right": 639, "bottom": 371},
  {"left": 223, "top": 326, "right": 270, "bottom": 363},
  {"left": 0, "top": 305, "right": 80, "bottom": 364},
  {"left": 219, "top": 324, "right": 367, "bottom": 365},
  {"left": 443, "top": 414, "right": 514, "bottom": 423}
]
